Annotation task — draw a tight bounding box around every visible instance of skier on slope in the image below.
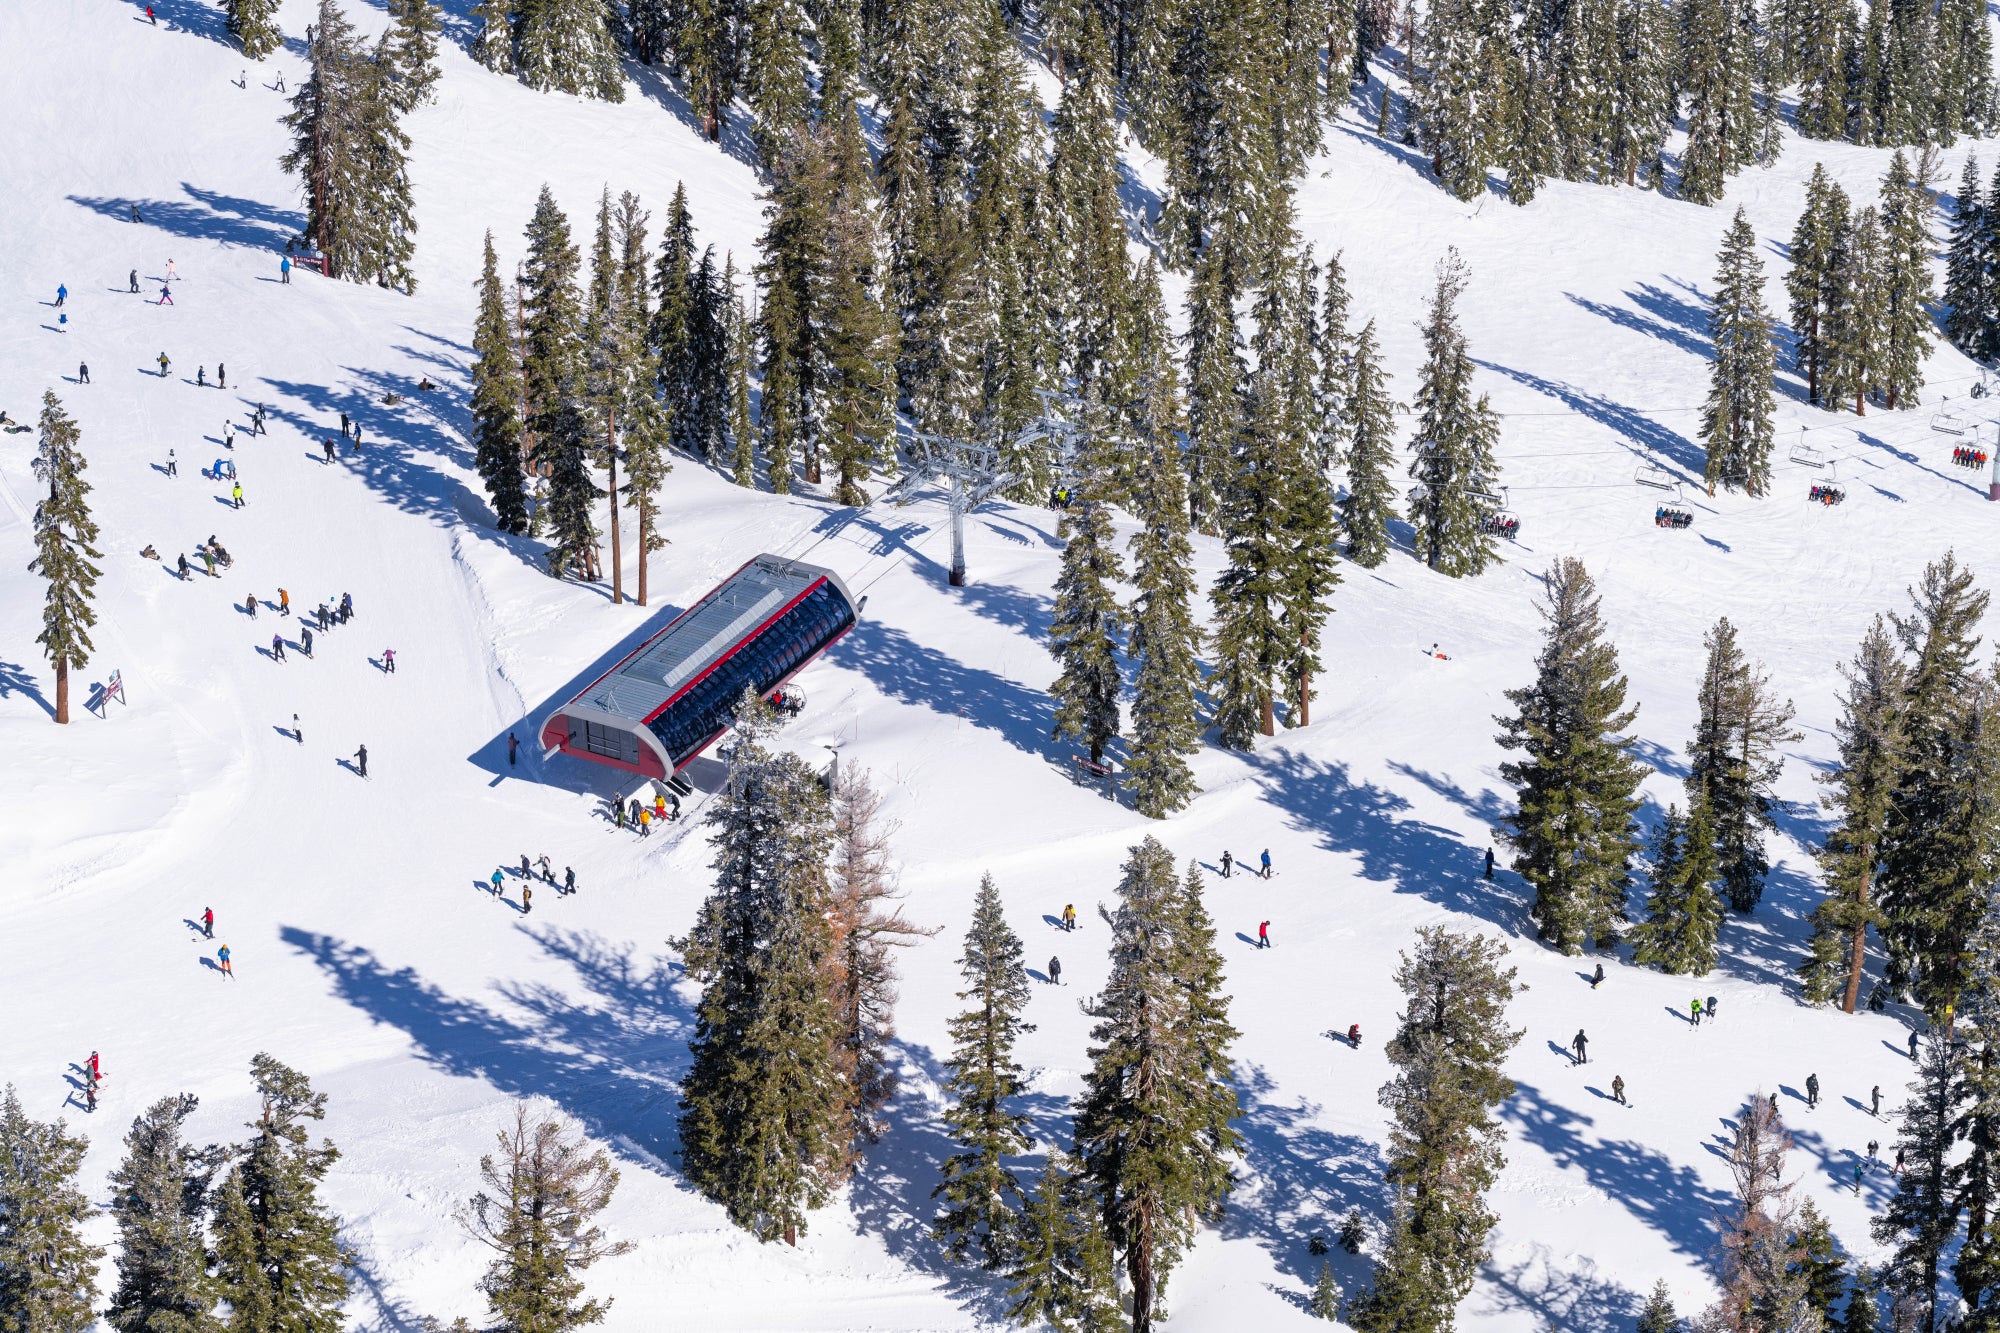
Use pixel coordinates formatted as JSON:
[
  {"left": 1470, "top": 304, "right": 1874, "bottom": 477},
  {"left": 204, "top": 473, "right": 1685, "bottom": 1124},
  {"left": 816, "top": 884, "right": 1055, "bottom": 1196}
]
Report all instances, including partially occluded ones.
[
  {"left": 353, "top": 744, "right": 368, "bottom": 778},
  {"left": 1690, "top": 997, "right": 1703, "bottom": 1027},
  {"left": 1221, "top": 850, "right": 1233, "bottom": 878},
  {"left": 1260, "top": 849, "right": 1272, "bottom": 879},
  {"left": 1572, "top": 1030, "right": 1589, "bottom": 1065},
  {"left": 129, "top": 268, "right": 139, "bottom": 293},
  {"left": 490, "top": 869, "right": 504, "bottom": 896},
  {"left": 564, "top": 867, "right": 576, "bottom": 895},
  {"left": 1258, "top": 920, "right": 1271, "bottom": 949},
  {"left": 300, "top": 626, "right": 313, "bottom": 658},
  {"left": 522, "top": 884, "right": 532, "bottom": 914},
  {"left": 1706, "top": 995, "right": 1718, "bottom": 1022},
  {"left": 54, "top": 284, "right": 66, "bottom": 308},
  {"left": 202, "top": 907, "right": 213, "bottom": 938},
  {"left": 270, "top": 634, "right": 284, "bottom": 662}
]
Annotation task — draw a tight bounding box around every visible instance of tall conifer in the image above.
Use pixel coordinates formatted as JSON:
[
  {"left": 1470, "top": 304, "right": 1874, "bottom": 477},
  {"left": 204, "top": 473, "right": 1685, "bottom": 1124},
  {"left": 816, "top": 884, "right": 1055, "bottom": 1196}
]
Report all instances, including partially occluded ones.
[
  {"left": 1407, "top": 250, "right": 1500, "bottom": 578},
  {"left": 1048, "top": 413, "right": 1126, "bottom": 766},
  {"left": 106, "top": 1094, "right": 220, "bottom": 1333},
  {"left": 516, "top": 0, "right": 625, "bottom": 100},
  {"left": 0, "top": 1087, "right": 102, "bottom": 1333},
  {"left": 28, "top": 393, "right": 100, "bottom": 726},
  {"left": 1340, "top": 320, "right": 1399, "bottom": 568},
  {"left": 1701, "top": 209, "right": 1777, "bottom": 496},
  {"left": 1873, "top": 1034, "right": 1967, "bottom": 1333},
  {"left": 1629, "top": 801, "right": 1723, "bottom": 974},
  {"left": 1686, "top": 616, "right": 1798, "bottom": 914},
  {"left": 226, "top": 0, "right": 283, "bottom": 59},
  {"left": 473, "top": 231, "right": 529, "bottom": 535}
]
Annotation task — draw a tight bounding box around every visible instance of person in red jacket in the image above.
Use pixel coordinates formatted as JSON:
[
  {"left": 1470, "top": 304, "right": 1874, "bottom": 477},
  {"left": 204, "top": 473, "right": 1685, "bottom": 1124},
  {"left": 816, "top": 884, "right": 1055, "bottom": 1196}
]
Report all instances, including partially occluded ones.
[
  {"left": 1258, "top": 920, "right": 1270, "bottom": 949},
  {"left": 202, "top": 907, "right": 213, "bottom": 938}
]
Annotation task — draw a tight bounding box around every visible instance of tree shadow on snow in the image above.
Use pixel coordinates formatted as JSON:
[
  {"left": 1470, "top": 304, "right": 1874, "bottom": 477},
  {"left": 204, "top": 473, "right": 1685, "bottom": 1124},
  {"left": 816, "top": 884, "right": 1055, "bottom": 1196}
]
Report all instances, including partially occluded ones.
[
  {"left": 826, "top": 618, "right": 1059, "bottom": 766},
  {"left": 624, "top": 64, "right": 763, "bottom": 173},
  {"left": 70, "top": 183, "right": 301, "bottom": 251},
  {"left": 0, "top": 660, "right": 55, "bottom": 718},
  {"left": 283, "top": 925, "right": 694, "bottom": 1172},
  {"left": 1480, "top": 1247, "right": 1642, "bottom": 1333},
  {"left": 116, "top": 0, "right": 228, "bottom": 41}
]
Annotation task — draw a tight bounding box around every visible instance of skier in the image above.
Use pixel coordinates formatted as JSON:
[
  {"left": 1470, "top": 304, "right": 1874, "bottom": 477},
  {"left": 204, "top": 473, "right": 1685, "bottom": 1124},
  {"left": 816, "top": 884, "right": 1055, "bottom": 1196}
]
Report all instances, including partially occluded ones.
[
  {"left": 1895, "top": 1146, "right": 1906, "bottom": 1175},
  {"left": 1706, "top": 995, "right": 1718, "bottom": 1023},
  {"left": 614, "top": 795, "right": 626, "bottom": 830},
  {"left": 1484, "top": 846, "right": 1495, "bottom": 879},
  {"left": 270, "top": 634, "right": 285, "bottom": 662},
  {"left": 158, "top": 352, "right": 171, "bottom": 377},
  {"left": 1868, "top": 1139, "right": 1880, "bottom": 1161},
  {"left": 85, "top": 1084, "right": 96, "bottom": 1113},
  {"left": 1690, "top": 997, "right": 1703, "bottom": 1027},
  {"left": 281, "top": 256, "right": 292, "bottom": 284},
  {"left": 300, "top": 626, "right": 313, "bottom": 658},
  {"left": 340, "top": 592, "right": 353, "bottom": 622},
  {"left": 490, "top": 869, "right": 504, "bottom": 896},
  {"left": 383, "top": 648, "right": 396, "bottom": 674},
  {"left": 638, "top": 808, "right": 652, "bottom": 837},
  {"left": 1805, "top": 1073, "right": 1820, "bottom": 1109},
  {"left": 202, "top": 907, "right": 213, "bottom": 938},
  {"left": 1910, "top": 1030, "right": 1921, "bottom": 1059},
  {"left": 78, "top": 363, "right": 89, "bottom": 384},
  {"left": 197, "top": 366, "right": 206, "bottom": 388},
  {"left": 252, "top": 404, "right": 267, "bottom": 435},
  {"left": 199, "top": 548, "right": 215, "bottom": 577},
  {"left": 166, "top": 450, "right": 177, "bottom": 477},
  {"left": 1872, "top": 1085, "right": 1882, "bottom": 1116},
  {"left": 1258, "top": 920, "right": 1271, "bottom": 949},
  {"left": 55, "top": 283, "right": 66, "bottom": 308},
  {"left": 1572, "top": 1030, "right": 1589, "bottom": 1065},
  {"left": 564, "top": 867, "right": 576, "bottom": 895},
  {"left": 1062, "top": 904, "right": 1076, "bottom": 932},
  {"left": 314, "top": 604, "right": 328, "bottom": 629},
  {"left": 353, "top": 744, "right": 368, "bottom": 778},
  {"left": 129, "top": 268, "right": 140, "bottom": 293},
  {"left": 667, "top": 791, "right": 681, "bottom": 821},
  {"left": 1048, "top": 955, "right": 1062, "bottom": 985},
  {"left": 87, "top": 1051, "right": 100, "bottom": 1087},
  {"left": 159, "top": 284, "right": 173, "bottom": 305},
  {"left": 520, "top": 854, "right": 532, "bottom": 879},
  {"left": 340, "top": 411, "right": 350, "bottom": 437},
  {"left": 1854, "top": 1160, "right": 1866, "bottom": 1193},
  {"left": 145, "top": 4, "right": 154, "bottom": 21},
  {"left": 1221, "top": 850, "right": 1233, "bottom": 878},
  {"left": 231, "top": 482, "right": 243, "bottom": 508},
  {"left": 508, "top": 732, "right": 519, "bottom": 766},
  {"left": 322, "top": 438, "right": 336, "bottom": 462},
  {"left": 292, "top": 714, "right": 302, "bottom": 744},
  {"left": 57, "top": 311, "right": 67, "bottom": 333},
  {"left": 166, "top": 259, "right": 178, "bottom": 282},
  {"left": 218, "top": 944, "right": 233, "bottom": 977},
  {"left": 523, "top": 884, "right": 532, "bottom": 914},
  {"left": 1260, "top": 849, "right": 1272, "bottom": 879},
  {"left": 1612, "top": 1074, "right": 1627, "bottom": 1106},
  {"left": 278, "top": 588, "right": 290, "bottom": 616},
  {"left": 1591, "top": 963, "right": 1605, "bottom": 989}
]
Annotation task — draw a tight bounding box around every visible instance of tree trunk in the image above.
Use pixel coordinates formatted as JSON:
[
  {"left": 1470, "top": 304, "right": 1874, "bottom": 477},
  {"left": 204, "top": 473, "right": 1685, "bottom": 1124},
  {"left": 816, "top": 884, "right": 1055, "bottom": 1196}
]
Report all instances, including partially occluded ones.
[
  {"left": 1843, "top": 859, "right": 1872, "bottom": 1015},
  {"left": 1129, "top": 1205, "right": 1157, "bottom": 1333},
  {"left": 1260, "top": 694, "right": 1275, "bottom": 737},
  {"left": 607, "top": 407, "right": 623, "bottom": 604},
  {"left": 53, "top": 658, "right": 68, "bottom": 724},
  {"left": 637, "top": 501, "right": 650, "bottom": 607},
  {"left": 1298, "top": 650, "right": 1311, "bottom": 727},
  {"left": 1856, "top": 390, "right": 1866, "bottom": 416}
]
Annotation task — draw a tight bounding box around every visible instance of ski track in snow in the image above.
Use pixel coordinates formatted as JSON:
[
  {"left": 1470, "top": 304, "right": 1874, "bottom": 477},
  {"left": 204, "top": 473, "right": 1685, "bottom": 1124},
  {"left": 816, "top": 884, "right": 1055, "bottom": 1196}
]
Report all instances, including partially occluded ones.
[{"left": 3, "top": 0, "right": 1997, "bottom": 1327}]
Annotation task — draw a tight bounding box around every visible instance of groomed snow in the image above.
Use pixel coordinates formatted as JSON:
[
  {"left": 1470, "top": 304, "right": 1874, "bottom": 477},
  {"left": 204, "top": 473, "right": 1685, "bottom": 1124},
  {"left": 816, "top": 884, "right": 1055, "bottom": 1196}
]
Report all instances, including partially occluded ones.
[{"left": 3, "top": 1, "right": 1998, "bottom": 1327}]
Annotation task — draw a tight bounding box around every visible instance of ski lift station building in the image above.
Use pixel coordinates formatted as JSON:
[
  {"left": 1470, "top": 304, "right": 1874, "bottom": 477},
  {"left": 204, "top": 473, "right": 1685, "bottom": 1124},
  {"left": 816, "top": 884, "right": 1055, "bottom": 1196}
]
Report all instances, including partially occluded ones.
[{"left": 539, "top": 554, "right": 860, "bottom": 780}]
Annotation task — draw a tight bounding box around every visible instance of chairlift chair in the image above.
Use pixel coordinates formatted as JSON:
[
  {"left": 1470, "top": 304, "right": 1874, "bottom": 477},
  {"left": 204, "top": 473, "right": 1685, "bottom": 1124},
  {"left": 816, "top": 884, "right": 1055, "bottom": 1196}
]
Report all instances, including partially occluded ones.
[
  {"left": 1932, "top": 409, "right": 1972, "bottom": 437},
  {"left": 1635, "top": 464, "right": 1677, "bottom": 490},
  {"left": 1789, "top": 435, "right": 1825, "bottom": 468}
]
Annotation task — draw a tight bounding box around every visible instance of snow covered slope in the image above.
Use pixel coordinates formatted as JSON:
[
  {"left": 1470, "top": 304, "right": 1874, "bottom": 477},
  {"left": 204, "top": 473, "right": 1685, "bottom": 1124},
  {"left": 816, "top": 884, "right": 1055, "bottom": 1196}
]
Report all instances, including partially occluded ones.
[{"left": 3, "top": 1, "right": 1999, "bottom": 1328}]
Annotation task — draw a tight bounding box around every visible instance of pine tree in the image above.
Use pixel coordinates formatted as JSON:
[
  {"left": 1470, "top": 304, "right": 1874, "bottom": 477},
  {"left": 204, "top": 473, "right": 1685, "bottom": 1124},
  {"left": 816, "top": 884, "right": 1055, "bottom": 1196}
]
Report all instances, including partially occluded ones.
[
  {"left": 1822, "top": 206, "right": 1887, "bottom": 416},
  {"left": 1686, "top": 616, "right": 1798, "bottom": 914},
  {"left": 1278, "top": 255, "right": 1343, "bottom": 729},
  {"left": 754, "top": 131, "right": 834, "bottom": 492},
  {"left": 1708, "top": 1094, "right": 1806, "bottom": 1331},
  {"left": 1314, "top": 251, "right": 1354, "bottom": 471},
  {"left": 1004, "top": 1155, "right": 1121, "bottom": 1332},
  {"left": 1701, "top": 209, "right": 1777, "bottom": 496},
  {"left": 1340, "top": 320, "right": 1400, "bottom": 567},
  {"left": 1839, "top": 1266, "right": 1880, "bottom": 1333},
  {"left": 1955, "top": 886, "right": 2000, "bottom": 1323},
  {"left": 1677, "top": 0, "right": 1759, "bottom": 204},
  {"left": 1407, "top": 250, "right": 1500, "bottom": 578},
  {"left": 28, "top": 392, "right": 100, "bottom": 727},
  {"left": 676, "top": 699, "right": 845, "bottom": 1245},
  {"left": 107, "top": 1093, "right": 222, "bottom": 1333},
  {"left": 1879, "top": 551, "right": 1994, "bottom": 1016},
  {"left": 933, "top": 873, "right": 1035, "bottom": 1267},
  {"left": 1636, "top": 1279, "right": 1679, "bottom": 1333},
  {"left": 519, "top": 187, "right": 599, "bottom": 579},
  {"left": 1412, "top": 0, "right": 1513, "bottom": 200},
  {"left": 473, "top": 0, "right": 515, "bottom": 72},
  {"left": 1792, "top": 0, "right": 1855, "bottom": 138},
  {"left": 1073, "top": 837, "right": 1241, "bottom": 1333},
  {"left": 1943, "top": 155, "right": 1989, "bottom": 357},
  {"left": 1124, "top": 388, "right": 1204, "bottom": 819},
  {"left": 1791, "top": 1196, "right": 1848, "bottom": 1325},
  {"left": 0, "top": 1086, "right": 102, "bottom": 1333},
  {"left": 472, "top": 231, "right": 529, "bottom": 535},
  {"left": 383, "top": 0, "right": 442, "bottom": 110},
  {"left": 211, "top": 1055, "right": 352, "bottom": 1332},
  {"left": 1352, "top": 928, "right": 1521, "bottom": 1333},
  {"left": 1872, "top": 1034, "right": 1967, "bottom": 1333},
  {"left": 459, "top": 1105, "right": 632, "bottom": 1330},
  {"left": 742, "top": 0, "right": 812, "bottom": 171},
  {"left": 1786, "top": 165, "right": 1851, "bottom": 407},
  {"left": 1801, "top": 615, "right": 1906, "bottom": 1011},
  {"left": 1043, "top": 17, "right": 1129, "bottom": 396},
  {"left": 1878, "top": 151, "right": 1936, "bottom": 410},
  {"left": 1629, "top": 801, "right": 1723, "bottom": 974},
  {"left": 226, "top": 0, "right": 283, "bottom": 59},
  {"left": 516, "top": 0, "right": 625, "bottom": 100},
  {"left": 1609, "top": 0, "right": 1675, "bottom": 188},
  {"left": 819, "top": 172, "right": 899, "bottom": 505},
  {"left": 723, "top": 255, "right": 756, "bottom": 487},
  {"left": 1497, "top": 558, "right": 1647, "bottom": 954},
  {"left": 1180, "top": 243, "right": 1246, "bottom": 533},
  {"left": 1048, "top": 417, "right": 1126, "bottom": 766}
]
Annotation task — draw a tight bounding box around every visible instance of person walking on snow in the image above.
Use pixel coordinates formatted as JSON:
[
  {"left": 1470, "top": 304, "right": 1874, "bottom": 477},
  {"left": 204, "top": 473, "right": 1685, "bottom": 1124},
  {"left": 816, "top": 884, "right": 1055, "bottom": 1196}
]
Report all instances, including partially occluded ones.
[
  {"left": 166, "top": 450, "right": 177, "bottom": 477},
  {"left": 537, "top": 854, "right": 553, "bottom": 884},
  {"left": 1873, "top": 1085, "right": 1882, "bottom": 1116},
  {"left": 217, "top": 945, "right": 233, "bottom": 977},
  {"left": 158, "top": 352, "right": 171, "bottom": 377},
  {"left": 322, "top": 438, "right": 336, "bottom": 462},
  {"left": 1854, "top": 1160, "right": 1866, "bottom": 1193},
  {"left": 490, "top": 869, "right": 504, "bottom": 896},
  {"left": 1260, "top": 849, "right": 1272, "bottom": 879},
  {"left": 1220, "top": 850, "right": 1232, "bottom": 878},
  {"left": 564, "top": 866, "right": 576, "bottom": 895},
  {"left": 1258, "top": 920, "right": 1271, "bottom": 949},
  {"left": 244, "top": 593, "right": 258, "bottom": 619},
  {"left": 353, "top": 744, "right": 368, "bottom": 778},
  {"left": 1572, "top": 1030, "right": 1589, "bottom": 1065},
  {"left": 1484, "top": 846, "right": 1495, "bottom": 879},
  {"left": 1591, "top": 963, "right": 1604, "bottom": 989},
  {"left": 340, "top": 411, "right": 350, "bottom": 437},
  {"left": 1048, "top": 955, "right": 1062, "bottom": 985},
  {"left": 166, "top": 259, "right": 178, "bottom": 282},
  {"left": 129, "top": 268, "right": 139, "bottom": 293},
  {"left": 270, "top": 634, "right": 285, "bottom": 662},
  {"left": 522, "top": 884, "right": 532, "bottom": 914},
  {"left": 252, "top": 404, "right": 267, "bottom": 435},
  {"left": 1612, "top": 1074, "right": 1626, "bottom": 1105},
  {"left": 383, "top": 648, "right": 396, "bottom": 673},
  {"left": 78, "top": 363, "right": 89, "bottom": 384},
  {"left": 638, "top": 807, "right": 652, "bottom": 837},
  {"left": 292, "top": 714, "right": 302, "bottom": 744},
  {"left": 281, "top": 256, "right": 292, "bottom": 284},
  {"left": 55, "top": 284, "right": 67, "bottom": 308},
  {"left": 1690, "top": 997, "right": 1703, "bottom": 1027},
  {"left": 202, "top": 908, "right": 213, "bottom": 938},
  {"left": 278, "top": 588, "right": 290, "bottom": 616},
  {"left": 1062, "top": 904, "right": 1076, "bottom": 932},
  {"left": 231, "top": 482, "right": 243, "bottom": 508},
  {"left": 1806, "top": 1073, "right": 1820, "bottom": 1109},
  {"left": 198, "top": 366, "right": 206, "bottom": 388},
  {"left": 508, "top": 732, "right": 519, "bottom": 766},
  {"left": 176, "top": 553, "right": 189, "bottom": 580},
  {"left": 300, "top": 626, "right": 313, "bottom": 658},
  {"left": 224, "top": 420, "right": 234, "bottom": 449},
  {"left": 1910, "top": 1030, "right": 1921, "bottom": 1059},
  {"left": 217, "top": 364, "right": 226, "bottom": 390}
]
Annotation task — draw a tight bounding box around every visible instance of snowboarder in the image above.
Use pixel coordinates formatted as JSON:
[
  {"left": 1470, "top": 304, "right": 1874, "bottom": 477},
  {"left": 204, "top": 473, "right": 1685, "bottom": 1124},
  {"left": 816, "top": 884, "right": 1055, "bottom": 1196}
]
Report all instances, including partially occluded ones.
[
  {"left": 158, "top": 352, "right": 171, "bottom": 377},
  {"left": 55, "top": 283, "right": 67, "bottom": 308},
  {"left": 129, "top": 268, "right": 139, "bottom": 293},
  {"left": 490, "top": 869, "right": 504, "bottom": 896},
  {"left": 507, "top": 731, "right": 519, "bottom": 766},
  {"left": 353, "top": 744, "right": 368, "bottom": 778},
  {"left": 270, "top": 634, "right": 284, "bottom": 661},
  {"left": 522, "top": 884, "right": 532, "bottom": 914},
  {"left": 231, "top": 482, "right": 243, "bottom": 508},
  {"left": 1591, "top": 963, "right": 1605, "bottom": 989},
  {"left": 292, "top": 714, "right": 302, "bottom": 744},
  {"left": 1062, "top": 904, "right": 1076, "bottom": 932},
  {"left": 166, "top": 450, "right": 177, "bottom": 477},
  {"left": 1612, "top": 1075, "right": 1626, "bottom": 1105},
  {"left": 1484, "top": 846, "right": 1495, "bottom": 879},
  {"left": 1260, "top": 849, "right": 1272, "bottom": 879},
  {"left": 1805, "top": 1073, "right": 1820, "bottom": 1109},
  {"left": 1221, "top": 850, "right": 1233, "bottom": 878},
  {"left": 383, "top": 648, "right": 396, "bottom": 674},
  {"left": 564, "top": 866, "right": 576, "bottom": 895},
  {"left": 78, "top": 363, "right": 89, "bottom": 384},
  {"left": 1258, "top": 920, "right": 1271, "bottom": 949},
  {"left": 281, "top": 256, "right": 292, "bottom": 284},
  {"left": 1910, "top": 1030, "right": 1921, "bottom": 1059},
  {"left": 202, "top": 907, "right": 213, "bottom": 938},
  {"left": 1705, "top": 995, "right": 1718, "bottom": 1023},
  {"left": 1572, "top": 1030, "right": 1588, "bottom": 1065},
  {"left": 1690, "top": 997, "right": 1703, "bottom": 1027},
  {"left": 218, "top": 945, "right": 233, "bottom": 977},
  {"left": 1048, "top": 956, "right": 1062, "bottom": 985},
  {"left": 1872, "top": 1085, "right": 1882, "bottom": 1116},
  {"left": 300, "top": 626, "right": 313, "bottom": 658}
]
